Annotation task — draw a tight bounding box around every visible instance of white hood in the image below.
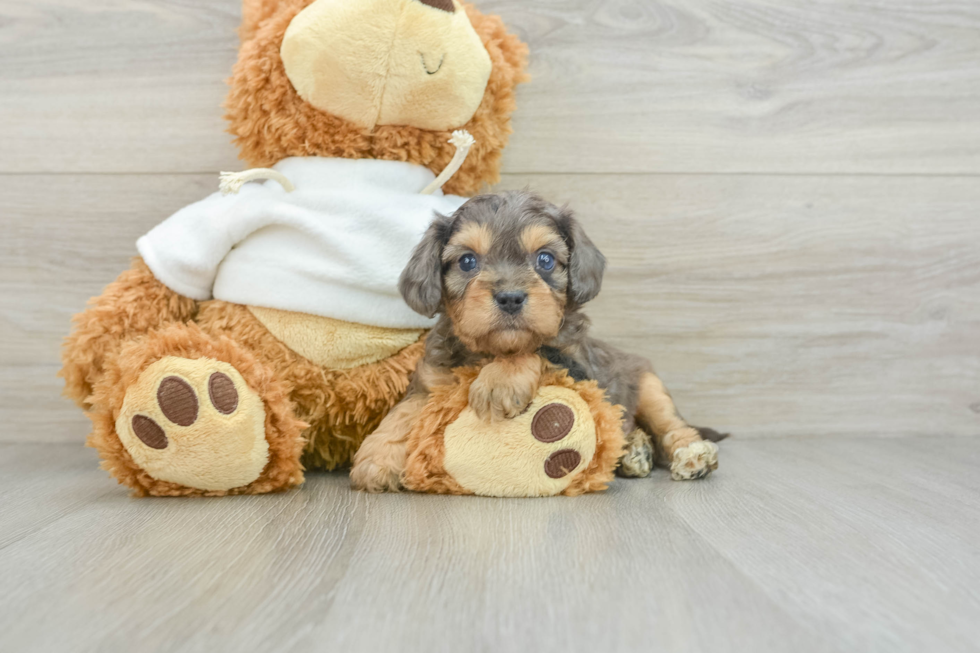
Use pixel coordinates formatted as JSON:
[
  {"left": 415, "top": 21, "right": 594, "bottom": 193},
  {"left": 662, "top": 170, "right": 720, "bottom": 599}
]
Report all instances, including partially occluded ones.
[{"left": 137, "top": 157, "right": 467, "bottom": 329}]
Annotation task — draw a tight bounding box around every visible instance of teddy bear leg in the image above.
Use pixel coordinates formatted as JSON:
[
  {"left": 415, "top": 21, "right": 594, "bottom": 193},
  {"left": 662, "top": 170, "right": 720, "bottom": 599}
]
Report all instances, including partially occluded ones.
[
  {"left": 61, "top": 257, "right": 197, "bottom": 410},
  {"left": 88, "top": 323, "right": 306, "bottom": 496},
  {"left": 635, "top": 372, "right": 719, "bottom": 481}
]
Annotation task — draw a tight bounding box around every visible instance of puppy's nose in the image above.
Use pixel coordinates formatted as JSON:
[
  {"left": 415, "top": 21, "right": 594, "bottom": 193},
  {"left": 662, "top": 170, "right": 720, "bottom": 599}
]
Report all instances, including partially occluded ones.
[{"left": 494, "top": 291, "right": 527, "bottom": 315}]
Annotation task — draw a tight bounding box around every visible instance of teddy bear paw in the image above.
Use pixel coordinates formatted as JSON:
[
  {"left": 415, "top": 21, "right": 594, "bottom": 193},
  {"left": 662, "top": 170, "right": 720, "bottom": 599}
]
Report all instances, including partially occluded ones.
[
  {"left": 115, "top": 356, "right": 269, "bottom": 491},
  {"left": 670, "top": 440, "right": 719, "bottom": 481},
  {"left": 440, "top": 389, "right": 597, "bottom": 497}
]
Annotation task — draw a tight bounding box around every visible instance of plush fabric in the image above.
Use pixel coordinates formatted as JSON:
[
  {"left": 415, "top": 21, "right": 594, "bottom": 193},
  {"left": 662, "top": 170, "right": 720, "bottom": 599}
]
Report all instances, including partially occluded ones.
[
  {"left": 78, "top": 296, "right": 426, "bottom": 497},
  {"left": 442, "top": 385, "right": 598, "bottom": 497},
  {"left": 281, "top": 0, "right": 491, "bottom": 131},
  {"left": 248, "top": 307, "right": 425, "bottom": 370},
  {"left": 403, "top": 367, "right": 627, "bottom": 497},
  {"left": 137, "top": 158, "right": 465, "bottom": 328},
  {"left": 114, "top": 356, "right": 270, "bottom": 491},
  {"left": 60, "top": 257, "right": 199, "bottom": 411},
  {"left": 195, "top": 301, "right": 425, "bottom": 471},
  {"left": 86, "top": 322, "right": 307, "bottom": 497},
  {"left": 226, "top": 1, "right": 529, "bottom": 196}
]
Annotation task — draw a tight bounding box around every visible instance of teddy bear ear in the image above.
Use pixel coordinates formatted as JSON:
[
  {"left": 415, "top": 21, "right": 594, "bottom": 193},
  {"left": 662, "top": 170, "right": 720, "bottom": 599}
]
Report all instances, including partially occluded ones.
[{"left": 240, "top": 0, "right": 287, "bottom": 43}]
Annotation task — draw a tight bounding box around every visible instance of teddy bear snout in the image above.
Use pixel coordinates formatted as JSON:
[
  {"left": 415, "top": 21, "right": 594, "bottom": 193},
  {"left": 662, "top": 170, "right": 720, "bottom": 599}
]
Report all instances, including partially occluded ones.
[{"left": 280, "top": 0, "right": 491, "bottom": 131}]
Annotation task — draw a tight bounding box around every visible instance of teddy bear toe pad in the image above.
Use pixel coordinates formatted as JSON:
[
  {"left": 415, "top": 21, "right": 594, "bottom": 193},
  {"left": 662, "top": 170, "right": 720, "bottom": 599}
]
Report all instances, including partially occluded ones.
[
  {"left": 442, "top": 387, "right": 597, "bottom": 497},
  {"left": 116, "top": 357, "right": 268, "bottom": 492},
  {"left": 543, "top": 449, "right": 582, "bottom": 479},
  {"left": 531, "top": 403, "right": 575, "bottom": 443}
]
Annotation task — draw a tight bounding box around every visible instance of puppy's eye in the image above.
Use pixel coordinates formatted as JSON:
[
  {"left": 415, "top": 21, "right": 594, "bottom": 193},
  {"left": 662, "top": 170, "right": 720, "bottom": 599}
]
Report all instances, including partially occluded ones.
[
  {"left": 537, "top": 252, "right": 556, "bottom": 271},
  {"left": 459, "top": 253, "right": 478, "bottom": 272}
]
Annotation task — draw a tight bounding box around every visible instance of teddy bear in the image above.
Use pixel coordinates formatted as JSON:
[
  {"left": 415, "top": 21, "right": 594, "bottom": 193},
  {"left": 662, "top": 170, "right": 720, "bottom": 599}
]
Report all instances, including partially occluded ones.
[{"left": 59, "top": 0, "right": 635, "bottom": 498}]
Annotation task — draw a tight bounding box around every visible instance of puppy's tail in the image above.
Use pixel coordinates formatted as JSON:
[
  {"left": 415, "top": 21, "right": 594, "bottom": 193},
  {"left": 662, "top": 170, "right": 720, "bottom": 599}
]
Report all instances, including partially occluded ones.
[{"left": 694, "top": 426, "right": 729, "bottom": 442}]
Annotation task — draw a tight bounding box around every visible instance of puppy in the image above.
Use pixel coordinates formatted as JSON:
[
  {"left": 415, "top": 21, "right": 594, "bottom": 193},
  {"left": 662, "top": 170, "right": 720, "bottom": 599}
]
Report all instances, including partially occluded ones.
[{"left": 350, "top": 191, "right": 723, "bottom": 492}]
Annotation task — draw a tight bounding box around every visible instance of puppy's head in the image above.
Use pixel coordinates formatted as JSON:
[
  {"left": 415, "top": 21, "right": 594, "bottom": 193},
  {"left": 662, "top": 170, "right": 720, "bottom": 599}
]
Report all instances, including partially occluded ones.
[{"left": 400, "top": 191, "right": 606, "bottom": 356}]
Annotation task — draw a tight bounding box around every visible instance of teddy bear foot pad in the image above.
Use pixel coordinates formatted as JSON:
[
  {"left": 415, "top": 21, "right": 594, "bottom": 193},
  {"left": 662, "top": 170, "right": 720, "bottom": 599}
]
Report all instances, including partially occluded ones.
[
  {"left": 115, "top": 356, "right": 269, "bottom": 492},
  {"left": 402, "top": 369, "right": 626, "bottom": 498},
  {"left": 442, "top": 387, "right": 597, "bottom": 497}
]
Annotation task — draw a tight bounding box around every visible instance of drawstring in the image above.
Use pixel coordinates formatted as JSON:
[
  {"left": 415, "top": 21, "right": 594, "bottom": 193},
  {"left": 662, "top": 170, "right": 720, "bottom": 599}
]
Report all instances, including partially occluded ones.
[
  {"left": 219, "top": 169, "right": 296, "bottom": 195},
  {"left": 421, "top": 130, "right": 475, "bottom": 195}
]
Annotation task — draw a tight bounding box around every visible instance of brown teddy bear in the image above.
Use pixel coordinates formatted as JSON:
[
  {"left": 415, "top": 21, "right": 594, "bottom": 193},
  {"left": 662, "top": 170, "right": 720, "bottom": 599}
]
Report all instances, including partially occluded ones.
[
  {"left": 59, "top": 0, "right": 529, "bottom": 496},
  {"left": 60, "top": 0, "right": 633, "bottom": 498}
]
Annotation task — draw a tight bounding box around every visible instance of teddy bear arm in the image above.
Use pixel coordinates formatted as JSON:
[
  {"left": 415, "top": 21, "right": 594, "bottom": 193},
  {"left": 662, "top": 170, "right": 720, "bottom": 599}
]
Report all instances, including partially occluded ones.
[{"left": 61, "top": 257, "right": 198, "bottom": 409}]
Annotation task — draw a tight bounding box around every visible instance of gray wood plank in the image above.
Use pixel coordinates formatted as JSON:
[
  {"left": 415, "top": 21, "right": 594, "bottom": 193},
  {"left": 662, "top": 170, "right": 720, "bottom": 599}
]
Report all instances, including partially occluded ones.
[
  {"left": 1, "top": 0, "right": 979, "bottom": 175},
  {"left": 302, "top": 474, "right": 824, "bottom": 653},
  {"left": 3, "top": 173, "right": 978, "bottom": 443},
  {"left": 0, "top": 0, "right": 241, "bottom": 174},
  {"left": 500, "top": 0, "right": 980, "bottom": 175},
  {"left": 664, "top": 437, "right": 980, "bottom": 652},
  {"left": 0, "top": 443, "right": 110, "bottom": 549},
  {"left": 1, "top": 438, "right": 978, "bottom": 652}
]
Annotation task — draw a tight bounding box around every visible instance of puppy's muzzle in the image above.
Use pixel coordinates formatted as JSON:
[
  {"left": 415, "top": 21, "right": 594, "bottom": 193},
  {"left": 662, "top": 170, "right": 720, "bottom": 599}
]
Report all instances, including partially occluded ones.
[{"left": 494, "top": 290, "right": 527, "bottom": 315}]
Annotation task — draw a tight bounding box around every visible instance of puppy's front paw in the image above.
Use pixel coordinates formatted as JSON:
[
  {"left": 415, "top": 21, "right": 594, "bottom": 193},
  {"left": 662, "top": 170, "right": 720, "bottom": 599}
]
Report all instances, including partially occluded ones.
[
  {"left": 468, "top": 357, "right": 540, "bottom": 422},
  {"left": 467, "top": 377, "right": 497, "bottom": 421},
  {"left": 469, "top": 373, "right": 535, "bottom": 422},
  {"left": 670, "top": 440, "right": 719, "bottom": 481}
]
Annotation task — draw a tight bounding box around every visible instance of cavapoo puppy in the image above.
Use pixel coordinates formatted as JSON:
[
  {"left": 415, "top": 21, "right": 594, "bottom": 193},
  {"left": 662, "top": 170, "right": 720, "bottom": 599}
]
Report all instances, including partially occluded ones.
[{"left": 350, "top": 191, "right": 723, "bottom": 492}]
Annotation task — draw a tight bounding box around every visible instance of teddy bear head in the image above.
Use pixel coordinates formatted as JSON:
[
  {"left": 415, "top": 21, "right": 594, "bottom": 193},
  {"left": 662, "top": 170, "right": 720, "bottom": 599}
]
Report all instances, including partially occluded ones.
[{"left": 226, "top": 0, "right": 529, "bottom": 196}]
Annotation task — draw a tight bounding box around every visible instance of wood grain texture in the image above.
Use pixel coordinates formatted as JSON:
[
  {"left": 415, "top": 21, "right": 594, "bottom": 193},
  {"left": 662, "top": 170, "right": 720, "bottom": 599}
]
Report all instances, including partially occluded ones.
[
  {"left": 497, "top": 0, "right": 980, "bottom": 174},
  {"left": 4, "top": 173, "right": 977, "bottom": 442},
  {"left": 1, "top": 438, "right": 978, "bottom": 653},
  {"left": 0, "top": 0, "right": 242, "bottom": 174},
  {"left": 1, "top": 0, "right": 979, "bottom": 174}
]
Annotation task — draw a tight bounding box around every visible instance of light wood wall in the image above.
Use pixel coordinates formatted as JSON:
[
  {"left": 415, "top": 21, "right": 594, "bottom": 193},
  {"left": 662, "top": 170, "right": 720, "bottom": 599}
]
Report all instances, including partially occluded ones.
[{"left": 1, "top": 0, "right": 978, "bottom": 442}]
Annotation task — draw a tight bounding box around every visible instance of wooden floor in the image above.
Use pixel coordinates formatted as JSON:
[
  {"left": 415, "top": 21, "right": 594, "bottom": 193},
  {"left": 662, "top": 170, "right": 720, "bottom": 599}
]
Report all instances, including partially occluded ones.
[
  {"left": 2, "top": 1, "right": 979, "bottom": 651},
  {"left": 1, "top": 437, "right": 978, "bottom": 653}
]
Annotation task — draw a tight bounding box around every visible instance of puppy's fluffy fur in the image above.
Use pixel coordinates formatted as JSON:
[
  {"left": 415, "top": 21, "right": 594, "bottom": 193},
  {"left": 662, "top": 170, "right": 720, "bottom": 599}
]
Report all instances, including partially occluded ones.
[{"left": 351, "top": 191, "right": 723, "bottom": 492}]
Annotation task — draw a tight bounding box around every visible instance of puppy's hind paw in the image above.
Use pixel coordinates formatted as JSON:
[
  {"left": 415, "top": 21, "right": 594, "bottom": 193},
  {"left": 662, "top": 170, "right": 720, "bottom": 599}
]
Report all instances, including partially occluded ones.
[
  {"left": 670, "top": 440, "right": 719, "bottom": 481},
  {"left": 350, "top": 457, "right": 403, "bottom": 493},
  {"left": 617, "top": 428, "right": 653, "bottom": 478}
]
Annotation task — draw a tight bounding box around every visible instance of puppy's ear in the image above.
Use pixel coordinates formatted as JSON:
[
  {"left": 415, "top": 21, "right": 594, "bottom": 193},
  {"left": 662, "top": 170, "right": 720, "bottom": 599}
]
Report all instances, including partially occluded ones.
[
  {"left": 557, "top": 208, "right": 606, "bottom": 306},
  {"left": 400, "top": 213, "right": 454, "bottom": 318}
]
